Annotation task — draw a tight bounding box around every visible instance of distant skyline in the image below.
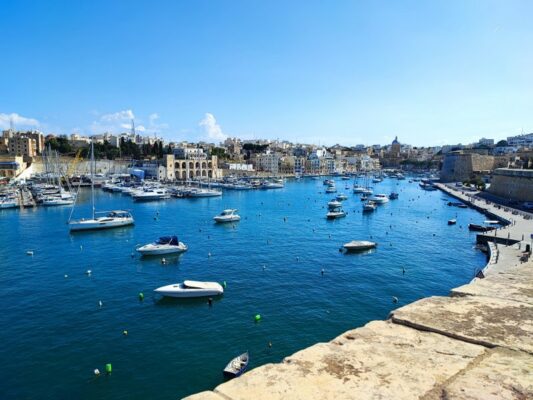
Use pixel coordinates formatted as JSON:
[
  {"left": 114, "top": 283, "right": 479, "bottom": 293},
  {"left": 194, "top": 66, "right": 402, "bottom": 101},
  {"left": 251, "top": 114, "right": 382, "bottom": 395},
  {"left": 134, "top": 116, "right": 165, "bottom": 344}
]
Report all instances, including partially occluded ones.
[{"left": 1, "top": 0, "right": 532, "bottom": 146}]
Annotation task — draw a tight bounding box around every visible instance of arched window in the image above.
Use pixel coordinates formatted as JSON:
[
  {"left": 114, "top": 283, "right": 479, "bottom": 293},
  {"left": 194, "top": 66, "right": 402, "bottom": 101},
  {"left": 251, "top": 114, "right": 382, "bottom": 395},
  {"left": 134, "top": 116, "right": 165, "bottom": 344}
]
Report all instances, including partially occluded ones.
[
  {"left": 201, "top": 162, "right": 207, "bottom": 169},
  {"left": 195, "top": 161, "right": 200, "bottom": 168},
  {"left": 201, "top": 170, "right": 206, "bottom": 176},
  {"left": 182, "top": 162, "right": 186, "bottom": 169}
]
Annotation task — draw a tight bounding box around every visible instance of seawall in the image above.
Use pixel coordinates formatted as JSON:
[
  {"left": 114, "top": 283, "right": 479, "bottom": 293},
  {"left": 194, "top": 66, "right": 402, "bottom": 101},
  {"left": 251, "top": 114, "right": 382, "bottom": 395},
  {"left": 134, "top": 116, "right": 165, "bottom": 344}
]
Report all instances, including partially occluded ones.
[{"left": 184, "top": 185, "right": 533, "bottom": 400}]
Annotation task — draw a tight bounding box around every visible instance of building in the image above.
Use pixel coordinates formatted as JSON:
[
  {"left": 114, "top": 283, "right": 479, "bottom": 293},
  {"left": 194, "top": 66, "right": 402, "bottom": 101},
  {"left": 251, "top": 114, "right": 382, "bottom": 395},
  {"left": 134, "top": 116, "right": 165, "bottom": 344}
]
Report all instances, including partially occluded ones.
[
  {"left": 9, "top": 135, "right": 37, "bottom": 158},
  {"left": 487, "top": 168, "right": 533, "bottom": 202},
  {"left": 162, "top": 153, "right": 221, "bottom": 181},
  {"left": 478, "top": 138, "right": 494, "bottom": 146},
  {"left": 0, "top": 155, "right": 25, "bottom": 178},
  {"left": 507, "top": 133, "right": 533, "bottom": 148},
  {"left": 440, "top": 151, "right": 496, "bottom": 182}
]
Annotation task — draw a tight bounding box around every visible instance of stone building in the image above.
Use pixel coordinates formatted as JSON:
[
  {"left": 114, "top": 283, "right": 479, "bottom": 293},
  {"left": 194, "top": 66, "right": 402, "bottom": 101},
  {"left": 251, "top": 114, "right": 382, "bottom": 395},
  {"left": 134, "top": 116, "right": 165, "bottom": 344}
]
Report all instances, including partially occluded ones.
[
  {"left": 9, "top": 135, "right": 37, "bottom": 158},
  {"left": 162, "top": 153, "right": 221, "bottom": 181},
  {"left": 440, "top": 151, "right": 496, "bottom": 182},
  {"left": 487, "top": 168, "right": 533, "bottom": 202}
]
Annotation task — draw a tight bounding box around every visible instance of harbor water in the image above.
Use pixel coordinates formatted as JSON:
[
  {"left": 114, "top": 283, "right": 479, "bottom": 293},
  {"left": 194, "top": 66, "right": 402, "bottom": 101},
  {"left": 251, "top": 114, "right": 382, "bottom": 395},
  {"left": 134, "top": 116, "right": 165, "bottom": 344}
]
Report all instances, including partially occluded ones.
[{"left": 0, "top": 178, "right": 487, "bottom": 399}]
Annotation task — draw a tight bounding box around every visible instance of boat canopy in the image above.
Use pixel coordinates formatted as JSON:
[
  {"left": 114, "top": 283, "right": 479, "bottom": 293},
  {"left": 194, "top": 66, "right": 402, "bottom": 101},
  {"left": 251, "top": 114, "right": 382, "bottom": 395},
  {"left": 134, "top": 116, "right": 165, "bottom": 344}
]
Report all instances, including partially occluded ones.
[{"left": 157, "top": 236, "right": 179, "bottom": 245}]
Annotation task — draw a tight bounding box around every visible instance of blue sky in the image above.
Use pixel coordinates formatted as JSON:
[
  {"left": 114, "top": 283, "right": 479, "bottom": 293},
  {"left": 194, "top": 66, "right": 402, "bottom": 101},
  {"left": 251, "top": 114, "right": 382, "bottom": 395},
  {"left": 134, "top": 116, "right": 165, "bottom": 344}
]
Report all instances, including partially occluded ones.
[{"left": 0, "top": 0, "right": 531, "bottom": 146}]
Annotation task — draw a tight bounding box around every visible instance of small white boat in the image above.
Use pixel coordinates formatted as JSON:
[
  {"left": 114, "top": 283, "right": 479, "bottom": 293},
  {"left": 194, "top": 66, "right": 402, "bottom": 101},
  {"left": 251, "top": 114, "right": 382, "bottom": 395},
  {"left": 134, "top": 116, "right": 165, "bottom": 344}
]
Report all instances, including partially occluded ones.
[
  {"left": 0, "top": 199, "right": 18, "bottom": 209},
  {"left": 448, "top": 219, "right": 457, "bottom": 225},
  {"left": 361, "top": 188, "right": 373, "bottom": 195},
  {"left": 372, "top": 177, "right": 382, "bottom": 183},
  {"left": 336, "top": 193, "right": 348, "bottom": 201},
  {"left": 189, "top": 188, "right": 222, "bottom": 197},
  {"left": 214, "top": 209, "right": 241, "bottom": 223},
  {"left": 132, "top": 188, "right": 170, "bottom": 201},
  {"left": 326, "top": 207, "right": 347, "bottom": 219},
  {"left": 363, "top": 201, "right": 377, "bottom": 212},
  {"left": 154, "top": 280, "right": 224, "bottom": 298},
  {"left": 368, "top": 194, "right": 389, "bottom": 204},
  {"left": 353, "top": 185, "right": 365, "bottom": 193},
  {"left": 42, "top": 197, "right": 75, "bottom": 206},
  {"left": 69, "top": 210, "right": 134, "bottom": 231},
  {"left": 328, "top": 200, "right": 342, "bottom": 209},
  {"left": 137, "top": 236, "right": 188, "bottom": 255},
  {"left": 325, "top": 185, "right": 337, "bottom": 193},
  {"left": 343, "top": 240, "right": 377, "bottom": 252}
]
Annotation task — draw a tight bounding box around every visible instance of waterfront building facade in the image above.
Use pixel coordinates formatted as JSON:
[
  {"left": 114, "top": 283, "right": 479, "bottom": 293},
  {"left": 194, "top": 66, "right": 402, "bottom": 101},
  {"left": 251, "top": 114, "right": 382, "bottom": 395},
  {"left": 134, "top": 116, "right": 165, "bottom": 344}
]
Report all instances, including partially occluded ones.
[{"left": 163, "top": 153, "right": 221, "bottom": 181}]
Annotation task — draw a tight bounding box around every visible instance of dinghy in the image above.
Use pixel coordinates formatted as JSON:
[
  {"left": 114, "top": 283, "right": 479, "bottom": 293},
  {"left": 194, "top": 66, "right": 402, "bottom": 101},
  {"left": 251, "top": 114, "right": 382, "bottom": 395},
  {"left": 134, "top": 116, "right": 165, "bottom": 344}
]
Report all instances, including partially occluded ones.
[
  {"left": 343, "top": 240, "right": 377, "bottom": 252},
  {"left": 223, "top": 352, "right": 249, "bottom": 378}
]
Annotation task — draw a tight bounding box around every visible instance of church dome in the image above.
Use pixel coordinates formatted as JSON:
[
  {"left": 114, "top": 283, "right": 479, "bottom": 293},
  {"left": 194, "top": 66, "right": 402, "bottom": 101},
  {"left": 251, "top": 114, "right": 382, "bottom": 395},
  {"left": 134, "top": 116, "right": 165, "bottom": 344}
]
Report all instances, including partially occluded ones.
[{"left": 392, "top": 136, "right": 400, "bottom": 145}]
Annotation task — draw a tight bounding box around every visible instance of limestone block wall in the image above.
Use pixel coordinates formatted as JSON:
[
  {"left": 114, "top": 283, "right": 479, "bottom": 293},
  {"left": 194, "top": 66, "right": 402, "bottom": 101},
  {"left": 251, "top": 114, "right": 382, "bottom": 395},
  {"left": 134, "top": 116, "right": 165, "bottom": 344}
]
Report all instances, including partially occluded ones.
[
  {"left": 440, "top": 153, "right": 495, "bottom": 182},
  {"left": 487, "top": 168, "right": 533, "bottom": 201}
]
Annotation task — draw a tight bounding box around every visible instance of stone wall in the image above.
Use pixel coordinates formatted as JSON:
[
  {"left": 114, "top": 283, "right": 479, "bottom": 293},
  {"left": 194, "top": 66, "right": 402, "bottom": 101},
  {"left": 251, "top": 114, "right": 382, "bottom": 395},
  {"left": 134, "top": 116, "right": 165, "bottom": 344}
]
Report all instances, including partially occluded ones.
[
  {"left": 440, "top": 152, "right": 495, "bottom": 182},
  {"left": 32, "top": 159, "right": 131, "bottom": 175},
  {"left": 488, "top": 168, "right": 533, "bottom": 202}
]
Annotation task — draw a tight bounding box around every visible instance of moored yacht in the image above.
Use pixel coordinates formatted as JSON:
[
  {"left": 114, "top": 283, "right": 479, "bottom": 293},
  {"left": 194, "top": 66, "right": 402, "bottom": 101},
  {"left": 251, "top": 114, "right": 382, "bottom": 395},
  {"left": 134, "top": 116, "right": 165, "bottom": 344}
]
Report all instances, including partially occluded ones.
[
  {"left": 327, "top": 199, "right": 342, "bottom": 209},
  {"left": 189, "top": 188, "right": 222, "bottom": 197},
  {"left": 69, "top": 210, "right": 134, "bottom": 231},
  {"left": 343, "top": 240, "right": 377, "bottom": 252},
  {"left": 326, "top": 206, "right": 346, "bottom": 219},
  {"left": 369, "top": 194, "right": 389, "bottom": 204},
  {"left": 363, "top": 201, "right": 377, "bottom": 212},
  {"left": 154, "top": 280, "right": 224, "bottom": 298},
  {"left": 132, "top": 188, "right": 170, "bottom": 201},
  {"left": 214, "top": 209, "right": 241, "bottom": 223},
  {"left": 137, "top": 235, "right": 188, "bottom": 255}
]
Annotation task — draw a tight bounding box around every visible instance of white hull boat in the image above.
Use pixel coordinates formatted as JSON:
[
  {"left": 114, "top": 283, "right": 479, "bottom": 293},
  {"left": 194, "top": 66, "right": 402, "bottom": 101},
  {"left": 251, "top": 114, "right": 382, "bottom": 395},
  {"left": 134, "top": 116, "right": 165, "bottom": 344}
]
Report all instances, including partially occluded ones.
[
  {"left": 214, "top": 209, "right": 241, "bottom": 223},
  {"left": 189, "top": 189, "right": 222, "bottom": 197},
  {"left": 328, "top": 200, "right": 342, "bottom": 209},
  {"left": 363, "top": 201, "right": 377, "bottom": 212},
  {"left": 353, "top": 186, "right": 365, "bottom": 193},
  {"left": 137, "top": 236, "right": 188, "bottom": 255},
  {"left": 69, "top": 211, "right": 134, "bottom": 231},
  {"left": 154, "top": 280, "right": 224, "bottom": 298},
  {"left": 343, "top": 240, "right": 377, "bottom": 252},
  {"left": 368, "top": 194, "right": 389, "bottom": 204},
  {"left": 326, "top": 210, "right": 347, "bottom": 219}
]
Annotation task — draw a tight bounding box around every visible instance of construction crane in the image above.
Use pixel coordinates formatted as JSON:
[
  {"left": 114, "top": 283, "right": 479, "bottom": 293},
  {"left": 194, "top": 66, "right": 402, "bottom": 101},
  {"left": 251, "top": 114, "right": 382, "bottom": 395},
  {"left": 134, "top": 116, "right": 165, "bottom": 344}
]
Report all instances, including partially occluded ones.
[{"left": 67, "top": 149, "right": 83, "bottom": 177}]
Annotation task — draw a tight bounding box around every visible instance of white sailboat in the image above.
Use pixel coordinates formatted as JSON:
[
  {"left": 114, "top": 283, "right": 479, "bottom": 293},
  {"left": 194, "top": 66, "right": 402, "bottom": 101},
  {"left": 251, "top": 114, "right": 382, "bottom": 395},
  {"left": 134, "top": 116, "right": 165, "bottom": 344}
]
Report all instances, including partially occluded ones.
[{"left": 68, "top": 142, "right": 134, "bottom": 231}]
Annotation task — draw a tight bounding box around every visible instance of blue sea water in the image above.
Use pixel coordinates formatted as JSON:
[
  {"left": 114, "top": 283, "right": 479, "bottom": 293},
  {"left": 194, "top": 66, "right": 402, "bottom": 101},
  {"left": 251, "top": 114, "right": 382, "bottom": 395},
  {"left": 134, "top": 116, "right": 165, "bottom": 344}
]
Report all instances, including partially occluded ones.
[{"left": 0, "top": 178, "right": 487, "bottom": 400}]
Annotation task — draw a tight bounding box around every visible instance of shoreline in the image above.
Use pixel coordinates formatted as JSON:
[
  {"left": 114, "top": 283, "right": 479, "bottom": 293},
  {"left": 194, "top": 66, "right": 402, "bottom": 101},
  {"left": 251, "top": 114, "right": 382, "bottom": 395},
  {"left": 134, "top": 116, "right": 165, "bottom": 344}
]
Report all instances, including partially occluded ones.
[{"left": 185, "top": 184, "right": 533, "bottom": 400}]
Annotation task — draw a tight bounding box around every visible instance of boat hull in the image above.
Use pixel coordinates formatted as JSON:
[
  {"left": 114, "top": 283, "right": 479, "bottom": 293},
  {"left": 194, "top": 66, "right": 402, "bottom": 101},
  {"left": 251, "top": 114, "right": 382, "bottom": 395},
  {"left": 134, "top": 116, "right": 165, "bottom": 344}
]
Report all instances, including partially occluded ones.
[
  {"left": 137, "top": 243, "right": 188, "bottom": 255},
  {"left": 69, "top": 218, "right": 134, "bottom": 231}
]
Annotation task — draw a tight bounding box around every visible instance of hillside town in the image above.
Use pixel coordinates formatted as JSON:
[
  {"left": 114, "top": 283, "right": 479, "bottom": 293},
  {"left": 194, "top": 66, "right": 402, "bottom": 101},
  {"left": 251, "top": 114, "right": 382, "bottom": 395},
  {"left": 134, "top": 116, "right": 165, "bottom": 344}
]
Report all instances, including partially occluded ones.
[{"left": 1, "top": 124, "right": 532, "bottom": 205}]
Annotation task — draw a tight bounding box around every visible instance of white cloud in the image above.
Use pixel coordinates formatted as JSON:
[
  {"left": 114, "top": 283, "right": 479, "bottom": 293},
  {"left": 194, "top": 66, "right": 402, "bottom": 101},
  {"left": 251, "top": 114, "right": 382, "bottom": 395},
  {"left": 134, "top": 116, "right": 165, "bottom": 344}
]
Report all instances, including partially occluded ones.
[
  {"left": 199, "top": 113, "right": 227, "bottom": 141},
  {"left": 149, "top": 113, "right": 159, "bottom": 123},
  {"left": 100, "top": 109, "right": 135, "bottom": 122},
  {"left": 0, "top": 113, "right": 40, "bottom": 129}
]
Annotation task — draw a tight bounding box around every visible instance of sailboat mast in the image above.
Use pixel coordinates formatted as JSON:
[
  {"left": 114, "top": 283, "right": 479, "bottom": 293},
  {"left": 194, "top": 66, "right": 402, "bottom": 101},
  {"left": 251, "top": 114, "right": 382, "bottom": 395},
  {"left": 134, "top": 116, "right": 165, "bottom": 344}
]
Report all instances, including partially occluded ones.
[{"left": 91, "top": 141, "right": 95, "bottom": 220}]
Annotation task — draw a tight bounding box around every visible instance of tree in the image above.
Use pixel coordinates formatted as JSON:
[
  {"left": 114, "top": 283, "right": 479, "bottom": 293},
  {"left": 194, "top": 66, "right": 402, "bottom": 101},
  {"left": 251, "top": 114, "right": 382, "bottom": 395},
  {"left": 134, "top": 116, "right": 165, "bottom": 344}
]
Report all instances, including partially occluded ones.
[{"left": 496, "top": 140, "right": 508, "bottom": 147}]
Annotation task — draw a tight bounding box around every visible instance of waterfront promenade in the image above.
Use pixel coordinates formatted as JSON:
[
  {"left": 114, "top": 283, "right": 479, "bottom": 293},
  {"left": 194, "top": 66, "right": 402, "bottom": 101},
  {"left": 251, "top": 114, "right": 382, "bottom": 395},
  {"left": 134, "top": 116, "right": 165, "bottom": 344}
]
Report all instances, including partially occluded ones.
[{"left": 185, "top": 185, "right": 533, "bottom": 400}]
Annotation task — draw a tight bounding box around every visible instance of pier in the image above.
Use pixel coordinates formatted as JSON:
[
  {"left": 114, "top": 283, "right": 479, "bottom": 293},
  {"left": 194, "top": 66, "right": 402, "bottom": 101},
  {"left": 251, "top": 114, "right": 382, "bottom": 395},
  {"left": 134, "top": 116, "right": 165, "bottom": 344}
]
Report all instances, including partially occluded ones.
[{"left": 185, "top": 185, "right": 533, "bottom": 400}]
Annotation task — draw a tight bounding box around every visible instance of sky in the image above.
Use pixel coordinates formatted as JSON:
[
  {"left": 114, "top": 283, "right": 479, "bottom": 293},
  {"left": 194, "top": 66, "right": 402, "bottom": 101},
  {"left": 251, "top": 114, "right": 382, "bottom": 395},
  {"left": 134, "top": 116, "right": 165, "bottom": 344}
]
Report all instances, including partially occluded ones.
[{"left": 0, "top": 0, "right": 532, "bottom": 146}]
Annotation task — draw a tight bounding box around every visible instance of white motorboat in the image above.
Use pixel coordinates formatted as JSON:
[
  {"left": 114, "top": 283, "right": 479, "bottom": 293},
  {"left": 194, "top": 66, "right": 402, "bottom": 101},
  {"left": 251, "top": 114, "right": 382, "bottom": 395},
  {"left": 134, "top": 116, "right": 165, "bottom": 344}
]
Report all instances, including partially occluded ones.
[
  {"left": 336, "top": 193, "right": 348, "bottom": 201},
  {"left": 323, "top": 179, "right": 335, "bottom": 185},
  {"left": 69, "top": 210, "right": 134, "bottom": 231},
  {"left": 189, "top": 188, "right": 222, "bottom": 197},
  {"left": 369, "top": 194, "right": 389, "bottom": 204},
  {"left": 42, "top": 196, "right": 75, "bottom": 206},
  {"left": 214, "top": 209, "right": 241, "bottom": 223},
  {"left": 353, "top": 185, "right": 365, "bottom": 193},
  {"left": 363, "top": 201, "right": 377, "bottom": 212},
  {"left": 326, "top": 206, "right": 346, "bottom": 219},
  {"left": 328, "top": 200, "right": 342, "bottom": 209},
  {"left": 261, "top": 181, "right": 284, "bottom": 189},
  {"left": 325, "top": 185, "right": 337, "bottom": 193},
  {"left": 343, "top": 240, "right": 377, "bottom": 252},
  {"left": 154, "top": 280, "right": 224, "bottom": 298},
  {"left": 0, "top": 199, "right": 18, "bottom": 209},
  {"left": 372, "top": 177, "right": 382, "bottom": 183},
  {"left": 132, "top": 188, "right": 170, "bottom": 201},
  {"left": 137, "top": 236, "right": 188, "bottom": 255},
  {"left": 361, "top": 188, "right": 373, "bottom": 195}
]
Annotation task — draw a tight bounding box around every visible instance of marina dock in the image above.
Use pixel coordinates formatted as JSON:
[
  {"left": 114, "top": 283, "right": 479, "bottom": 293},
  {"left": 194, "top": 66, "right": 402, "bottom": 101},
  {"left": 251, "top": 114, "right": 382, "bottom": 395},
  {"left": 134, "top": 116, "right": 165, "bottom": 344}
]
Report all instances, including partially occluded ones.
[{"left": 185, "top": 184, "right": 533, "bottom": 400}]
